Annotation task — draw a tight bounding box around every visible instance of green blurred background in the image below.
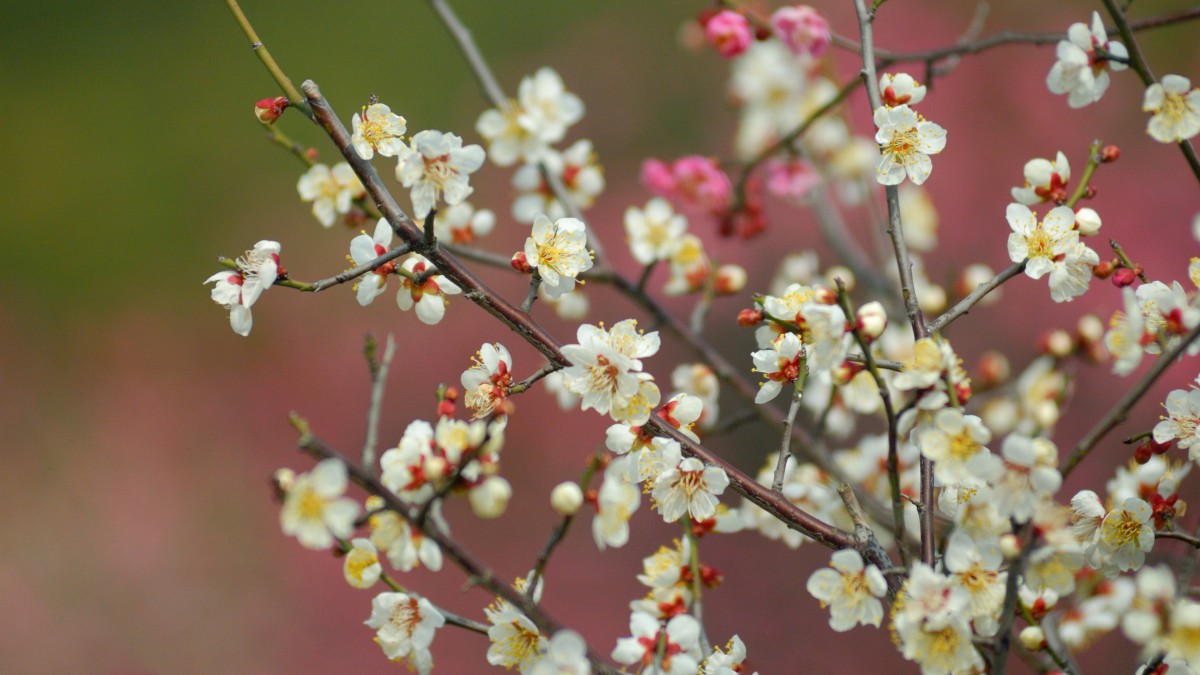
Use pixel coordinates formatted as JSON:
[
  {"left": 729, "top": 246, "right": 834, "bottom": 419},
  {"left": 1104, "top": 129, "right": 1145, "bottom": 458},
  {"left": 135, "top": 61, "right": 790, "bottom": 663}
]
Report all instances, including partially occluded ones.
[{"left": 4, "top": 1, "right": 1199, "bottom": 672}]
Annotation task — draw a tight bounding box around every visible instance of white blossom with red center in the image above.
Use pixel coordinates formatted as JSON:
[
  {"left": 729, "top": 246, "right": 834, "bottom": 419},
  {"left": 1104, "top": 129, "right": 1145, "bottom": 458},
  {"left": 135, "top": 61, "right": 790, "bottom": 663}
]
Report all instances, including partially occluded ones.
[
  {"left": 650, "top": 441, "right": 729, "bottom": 523},
  {"left": 351, "top": 102, "right": 407, "bottom": 160},
  {"left": 461, "top": 342, "right": 514, "bottom": 419},
  {"left": 364, "top": 592, "right": 445, "bottom": 672},
  {"left": 204, "top": 239, "right": 282, "bottom": 336},
  {"left": 1144, "top": 74, "right": 1200, "bottom": 143},
  {"left": 1155, "top": 386, "right": 1200, "bottom": 458},
  {"left": 872, "top": 104, "right": 947, "bottom": 186},
  {"left": 879, "top": 72, "right": 926, "bottom": 107},
  {"left": 349, "top": 219, "right": 397, "bottom": 306},
  {"left": 1011, "top": 151, "right": 1071, "bottom": 205},
  {"left": 611, "top": 612, "right": 702, "bottom": 674},
  {"left": 396, "top": 254, "right": 461, "bottom": 325},
  {"left": 751, "top": 332, "right": 804, "bottom": 404},
  {"left": 297, "top": 162, "right": 364, "bottom": 227}
]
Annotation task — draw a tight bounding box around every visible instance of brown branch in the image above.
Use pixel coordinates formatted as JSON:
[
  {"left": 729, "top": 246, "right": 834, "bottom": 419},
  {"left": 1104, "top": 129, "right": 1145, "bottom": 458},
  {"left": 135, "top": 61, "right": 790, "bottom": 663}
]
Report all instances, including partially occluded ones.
[
  {"left": 1157, "top": 529, "right": 1200, "bottom": 548},
  {"left": 223, "top": 0, "right": 309, "bottom": 114},
  {"left": 1059, "top": 321, "right": 1200, "bottom": 478},
  {"left": 361, "top": 333, "right": 397, "bottom": 474},
  {"left": 291, "top": 416, "right": 620, "bottom": 674},
  {"left": 1100, "top": 0, "right": 1200, "bottom": 187},
  {"left": 927, "top": 261, "right": 1024, "bottom": 333}
]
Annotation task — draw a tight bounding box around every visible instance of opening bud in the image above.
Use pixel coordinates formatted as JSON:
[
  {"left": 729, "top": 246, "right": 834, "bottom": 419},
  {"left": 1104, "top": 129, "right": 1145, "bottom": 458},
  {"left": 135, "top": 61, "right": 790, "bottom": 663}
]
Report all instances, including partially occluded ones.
[
  {"left": 975, "top": 350, "right": 1010, "bottom": 388},
  {"left": 1101, "top": 145, "right": 1120, "bottom": 162},
  {"left": 550, "top": 482, "right": 584, "bottom": 516},
  {"left": 511, "top": 251, "right": 533, "bottom": 274},
  {"left": 1040, "top": 329, "right": 1074, "bottom": 358},
  {"left": 855, "top": 301, "right": 887, "bottom": 341},
  {"left": 826, "top": 266, "right": 855, "bottom": 293},
  {"left": 813, "top": 286, "right": 838, "bottom": 305},
  {"left": 469, "top": 476, "right": 512, "bottom": 519},
  {"left": 737, "top": 308, "right": 764, "bottom": 326},
  {"left": 254, "top": 96, "right": 290, "bottom": 124},
  {"left": 1093, "top": 260, "right": 1115, "bottom": 279},
  {"left": 999, "top": 533, "right": 1023, "bottom": 559}
]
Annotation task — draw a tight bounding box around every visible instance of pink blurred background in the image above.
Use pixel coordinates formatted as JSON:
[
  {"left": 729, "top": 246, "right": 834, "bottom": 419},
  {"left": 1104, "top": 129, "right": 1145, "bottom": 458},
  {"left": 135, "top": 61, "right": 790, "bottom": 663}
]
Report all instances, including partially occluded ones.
[{"left": 4, "top": 1, "right": 1200, "bottom": 672}]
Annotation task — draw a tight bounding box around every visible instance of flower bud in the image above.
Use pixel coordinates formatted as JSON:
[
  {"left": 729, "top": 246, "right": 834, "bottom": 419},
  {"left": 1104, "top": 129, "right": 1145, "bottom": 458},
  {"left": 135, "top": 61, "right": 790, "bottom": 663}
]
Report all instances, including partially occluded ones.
[
  {"left": 273, "top": 468, "right": 296, "bottom": 493},
  {"left": 1135, "top": 442, "right": 1153, "bottom": 464},
  {"left": 1077, "top": 313, "right": 1104, "bottom": 343},
  {"left": 1093, "top": 260, "right": 1115, "bottom": 278},
  {"left": 855, "top": 301, "right": 888, "bottom": 341},
  {"left": 1112, "top": 267, "right": 1138, "bottom": 288},
  {"left": 469, "top": 476, "right": 512, "bottom": 519},
  {"left": 1041, "top": 329, "right": 1074, "bottom": 358},
  {"left": 1032, "top": 400, "right": 1060, "bottom": 430},
  {"left": 976, "top": 350, "right": 1010, "bottom": 388},
  {"left": 737, "top": 308, "right": 764, "bottom": 326},
  {"left": 1075, "top": 207, "right": 1102, "bottom": 236},
  {"left": 704, "top": 9, "right": 752, "bottom": 58},
  {"left": 825, "top": 266, "right": 855, "bottom": 293},
  {"left": 1101, "top": 145, "right": 1120, "bottom": 162},
  {"left": 1019, "top": 626, "right": 1046, "bottom": 651},
  {"left": 254, "top": 96, "right": 290, "bottom": 124},
  {"left": 981, "top": 399, "right": 1019, "bottom": 436},
  {"left": 1150, "top": 437, "right": 1172, "bottom": 455},
  {"left": 999, "top": 533, "right": 1023, "bottom": 559},
  {"left": 715, "top": 264, "right": 747, "bottom": 295},
  {"left": 425, "top": 456, "right": 449, "bottom": 482},
  {"left": 918, "top": 284, "right": 947, "bottom": 315},
  {"left": 550, "top": 482, "right": 584, "bottom": 516},
  {"left": 511, "top": 251, "right": 533, "bottom": 274},
  {"left": 813, "top": 286, "right": 838, "bottom": 305}
]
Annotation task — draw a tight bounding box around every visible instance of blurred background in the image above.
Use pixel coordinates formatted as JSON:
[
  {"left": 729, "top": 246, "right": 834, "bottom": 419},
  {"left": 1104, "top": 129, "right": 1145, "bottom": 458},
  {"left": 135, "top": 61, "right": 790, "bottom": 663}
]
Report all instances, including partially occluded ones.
[{"left": 3, "top": 0, "right": 1199, "bottom": 672}]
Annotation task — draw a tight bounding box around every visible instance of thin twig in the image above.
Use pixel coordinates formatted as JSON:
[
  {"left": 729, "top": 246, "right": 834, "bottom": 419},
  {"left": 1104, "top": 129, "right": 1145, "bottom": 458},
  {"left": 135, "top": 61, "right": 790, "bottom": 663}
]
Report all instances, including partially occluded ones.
[
  {"left": 509, "top": 362, "right": 559, "bottom": 395},
  {"left": 219, "top": 245, "right": 412, "bottom": 294},
  {"left": 852, "top": 0, "right": 935, "bottom": 567},
  {"left": 927, "top": 261, "right": 1024, "bottom": 333},
  {"left": 223, "top": 0, "right": 310, "bottom": 114},
  {"left": 1157, "top": 529, "right": 1200, "bottom": 548},
  {"left": 521, "top": 272, "right": 542, "bottom": 314},
  {"left": 990, "top": 523, "right": 1034, "bottom": 674},
  {"left": 772, "top": 383, "right": 805, "bottom": 492},
  {"left": 1060, "top": 321, "right": 1200, "bottom": 477},
  {"left": 361, "top": 334, "right": 397, "bottom": 474}
]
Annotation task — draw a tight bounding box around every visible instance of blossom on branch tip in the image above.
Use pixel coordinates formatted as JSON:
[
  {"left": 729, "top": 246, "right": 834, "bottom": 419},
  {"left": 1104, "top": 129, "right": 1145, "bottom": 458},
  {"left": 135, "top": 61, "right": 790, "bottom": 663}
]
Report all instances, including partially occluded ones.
[
  {"left": 297, "top": 162, "right": 365, "bottom": 227},
  {"left": 524, "top": 214, "right": 593, "bottom": 299},
  {"left": 204, "top": 239, "right": 281, "bottom": 336},
  {"left": 879, "top": 72, "right": 926, "bottom": 107},
  {"left": 461, "top": 342, "right": 513, "bottom": 419},
  {"left": 701, "top": 635, "right": 752, "bottom": 675},
  {"left": 394, "top": 130, "right": 485, "bottom": 219},
  {"left": 364, "top": 592, "right": 445, "bottom": 672},
  {"left": 1046, "top": 11, "right": 1128, "bottom": 108},
  {"left": 351, "top": 103, "right": 407, "bottom": 160},
  {"left": 279, "top": 458, "right": 359, "bottom": 550},
  {"left": 751, "top": 333, "right": 804, "bottom": 404},
  {"left": 872, "top": 104, "right": 946, "bottom": 186},
  {"left": 1144, "top": 75, "right": 1200, "bottom": 143}
]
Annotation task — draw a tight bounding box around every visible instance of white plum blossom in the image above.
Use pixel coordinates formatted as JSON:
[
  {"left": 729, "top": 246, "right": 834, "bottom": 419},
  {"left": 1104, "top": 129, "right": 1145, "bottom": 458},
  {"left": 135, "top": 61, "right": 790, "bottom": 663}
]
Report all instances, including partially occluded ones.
[
  {"left": 395, "top": 130, "right": 485, "bottom": 219},
  {"left": 915, "top": 408, "right": 993, "bottom": 486},
  {"left": 593, "top": 456, "right": 641, "bottom": 549},
  {"left": 612, "top": 612, "right": 702, "bottom": 675},
  {"left": 892, "top": 564, "right": 981, "bottom": 675},
  {"left": 1144, "top": 74, "right": 1200, "bottom": 143},
  {"left": 396, "top": 254, "right": 461, "bottom": 325},
  {"left": 1106, "top": 288, "right": 1147, "bottom": 375},
  {"left": 872, "top": 104, "right": 947, "bottom": 186},
  {"left": 297, "top": 162, "right": 364, "bottom": 227},
  {"left": 512, "top": 140, "right": 605, "bottom": 223},
  {"left": 560, "top": 320, "right": 660, "bottom": 424},
  {"left": 1166, "top": 600, "right": 1200, "bottom": 667},
  {"left": 476, "top": 67, "right": 584, "bottom": 166},
  {"left": 879, "top": 72, "right": 926, "bottom": 107},
  {"left": 524, "top": 214, "right": 593, "bottom": 299},
  {"left": 433, "top": 201, "right": 495, "bottom": 245},
  {"left": 365, "top": 592, "right": 445, "bottom": 673},
  {"left": 349, "top": 219, "right": 396, "bottom": 306},
  {"left": 701, "top": 635, "right": 752, "bottom": 675},
  {"left": 368, "top": 507, "right": 443, "bottom": 572},
  {"left": 751, "top": 333, "right": 804, "bottom": 404},
  {"left": 1049, "top": 240, "right": 1099, "bottom": 302},
  {"left": 1046, "top": 11, "right": 1128, "bottom": 108},
  {"left": 1007, "top": 202, "right": 1095, "bottom": 301},
  {"left": 279, "top": 458, "right": 359, "bottom": 550},
  {"left": 943, "top": 532, "right": 1006, "bottom": 636},
  {"left": 805, "top": 549, "right": 887, "bottom": 631},
  {"left": 625, "top": 197, "right": 687, "bottom": 265},
  {"left": 485, "top": 588, "right": 547, "bottom": 672},
  {"left": 651, "top": 441, "right": 730, "bottom": 523},
  {"left": 351, "top": 103, "right": 407, "bottom": 160},
  {"left": 461, "top": 342, "right": 514, "bottom": 419},
  {"left": 1011, "top": 151, "right": 1071, "bottom": 205},
  {"left": 343, "top": 537, "right": 382, "bottom": 589},
  {"left": 1154, "top": 387, "right": 1200, "bottom": 457},
  {"left": 204, "top": 239, "right": 281, "bottom": 336},
  {"left": 1137, "top": 281, "right": 1200, "bottom": 354},
  {"left": 797, "top": 302, "right": 848, "bottom": 373},
  {"left": 1093, "top": 497, "right": 1155, "bottom": 576},
  {"left": 529, "top": 630, "right": 591, "bottom": 675},
  {"left": 974, "top": 434, "right": 1062, "bottom": 523}
]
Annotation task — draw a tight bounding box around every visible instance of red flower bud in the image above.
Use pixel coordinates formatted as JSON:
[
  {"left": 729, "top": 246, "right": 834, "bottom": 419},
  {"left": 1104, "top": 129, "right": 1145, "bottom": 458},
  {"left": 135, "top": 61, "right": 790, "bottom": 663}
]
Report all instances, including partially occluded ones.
[
  {"left": 1101, "top": 145, "right": 1120, "bottom": 163},
  {"left": 1111, "top": 267, "right": 1138, "bottom": 288},
  {"left": 510, "top": 251, "right": 533, "bottom": 274},
  {"left": 1092, "top": 260, "right": 1115, "bottom": 279},
  {"left": 1134, "top": 443, "right": 1153, "bottom": 464},
  {"left": 737, "top": 308, "right": 764, "bottom": 326},
  {"left": 254, "top": 96, "right": 290, "bottom": 124}
]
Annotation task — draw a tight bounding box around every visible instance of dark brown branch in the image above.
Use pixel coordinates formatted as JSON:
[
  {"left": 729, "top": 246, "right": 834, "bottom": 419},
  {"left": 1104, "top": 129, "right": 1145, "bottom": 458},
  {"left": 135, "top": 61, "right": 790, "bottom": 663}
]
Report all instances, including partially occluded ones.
[{"left": 927, "top": 261, "right": 1024, "bottom": 333}]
